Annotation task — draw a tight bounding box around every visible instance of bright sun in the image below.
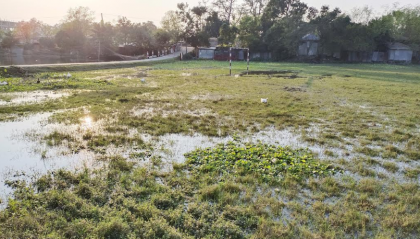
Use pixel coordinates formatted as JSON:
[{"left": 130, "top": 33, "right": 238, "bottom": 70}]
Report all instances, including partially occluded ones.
[{"left": 83, "top": 116, "right": 93, "bottom": 127}]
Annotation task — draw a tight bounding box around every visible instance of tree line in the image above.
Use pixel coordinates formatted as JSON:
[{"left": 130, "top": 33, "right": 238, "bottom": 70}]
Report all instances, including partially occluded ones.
[{"left": 1, "top": 1, "right": 420, "bottom": 61}]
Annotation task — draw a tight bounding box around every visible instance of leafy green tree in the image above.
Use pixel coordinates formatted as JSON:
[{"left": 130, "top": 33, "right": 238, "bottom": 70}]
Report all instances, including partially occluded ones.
[
  {"left": 55, "top": 28, "right": 86, "bottom": 52},
  {"left": 130, "top": 22, "right": 157, "bottom": 52},
  {"left": 264, "top": 17, "right": 310, "bottom": 59},
  {"left": 55, "top": 7, "right": 95, "bottom": 54},
  {"left": 203, "top": 11, "right": 225, "bottom": 38},
  {"left": 310, "top": 6, "right": 351, "bottom": 55},
  {"left": 176, "top": 3, "right": 211, "bottom": 47},
  {"left": 39, "top": 37, "right": 56, "bottom": 49},
  {"left": 15, "top": 18, "right": 43, "bottom": 44},
  {"left": 161, "top": 11, "right": 184, "bottom": 43},
  {"left": 1, "top": 31, "right": 18, "bottom": 51},
  {"left": 242, "top": 0, "right": 269, "bottom": 17},
  {"left": 261, "top": 0, "right": 308, "bottom": 31},
  {"left": 238, "top": 16, "right": 262, "bottom": 48},
  {"left": 219, "top": 23, "right": 238, "bottom": 46},
  {"left": 212, "top": 0, "right": 238, "bottom": 25},
  {"left": 61, "top": 6, "right": 94, "bottom": 36},
  {"left": 155, "top": 29, "right": 171, "bottom": 46},
  {"left": 116, "top": 17, "right": 133, "bottom": 46}
]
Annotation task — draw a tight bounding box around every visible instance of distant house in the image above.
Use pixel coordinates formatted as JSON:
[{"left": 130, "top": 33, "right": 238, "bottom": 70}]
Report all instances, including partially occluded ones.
[
  {"left": 298, "top": 34, "right": 319, "bottom": 57},
  {"left": 387, "top": 43, "right": 413, "bottom": 63},
  {"left": 0, "top": 20, "right": 17, "bottom": 32},
  {"left": 198, "top": 47, "right": 215, "bottom": 59}
]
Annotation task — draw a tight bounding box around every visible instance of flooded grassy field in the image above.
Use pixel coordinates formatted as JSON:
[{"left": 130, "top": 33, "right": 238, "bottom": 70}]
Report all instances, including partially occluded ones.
[{"left": 0, "top": 61, "right": 419, "bottom": 238}]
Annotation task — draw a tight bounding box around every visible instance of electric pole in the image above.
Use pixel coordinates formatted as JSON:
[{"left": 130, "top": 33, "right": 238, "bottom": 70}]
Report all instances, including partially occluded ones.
[{"left": 98, "top": 13, "right": 104, "bottom": 62}]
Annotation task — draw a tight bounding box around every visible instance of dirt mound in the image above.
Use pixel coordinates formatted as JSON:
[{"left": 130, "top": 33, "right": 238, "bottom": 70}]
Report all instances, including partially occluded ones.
[{"left": 284, "top": 86, "right": 306, "bottom": 92}]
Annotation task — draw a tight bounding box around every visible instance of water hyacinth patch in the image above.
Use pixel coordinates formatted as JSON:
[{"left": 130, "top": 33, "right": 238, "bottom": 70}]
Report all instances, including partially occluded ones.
[{"left": 185, "top": 141, "right": 340, "bottom": 181}]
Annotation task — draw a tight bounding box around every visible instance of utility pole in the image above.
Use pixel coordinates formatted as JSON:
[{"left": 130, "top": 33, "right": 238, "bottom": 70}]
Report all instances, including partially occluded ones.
[{"left": 98, "top": 13, "right": 104, "bottom": 62}]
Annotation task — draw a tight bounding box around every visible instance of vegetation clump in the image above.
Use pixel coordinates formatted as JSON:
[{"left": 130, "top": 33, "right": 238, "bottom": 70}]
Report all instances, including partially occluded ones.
[{"left": 185, "top": 141, "right": 340, "bottom": 182}]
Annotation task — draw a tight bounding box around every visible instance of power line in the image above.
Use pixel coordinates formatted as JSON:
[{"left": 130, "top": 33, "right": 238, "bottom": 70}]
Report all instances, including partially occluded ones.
[{"left": 102, "top": 13, "right": 160, "bottom": 21}]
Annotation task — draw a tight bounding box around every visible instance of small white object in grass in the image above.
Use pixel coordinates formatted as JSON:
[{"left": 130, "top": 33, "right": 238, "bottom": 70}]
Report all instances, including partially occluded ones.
[
  {"left": 0, "top": 81, "right": 8, "bottom": 85},
  {"left": 261, "top": 98, "right": 268, "bottom": 104},
  {"left": 234, "top": 74, "right": 240, "bottom": 78},
  {"left": 141, "top": 78, "right": 146, "bottom": 83},
  {"left": 66, "top": 72, "right": 72, "bottom": 78}
]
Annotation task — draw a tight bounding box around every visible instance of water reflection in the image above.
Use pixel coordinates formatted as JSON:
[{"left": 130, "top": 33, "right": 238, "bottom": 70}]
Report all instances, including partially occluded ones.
[
  {"left": 0, "top": 113, "right": 96, "bottom": 205},
  {"left": 82, "top": 116, "right": 93, "bottom": 128}
]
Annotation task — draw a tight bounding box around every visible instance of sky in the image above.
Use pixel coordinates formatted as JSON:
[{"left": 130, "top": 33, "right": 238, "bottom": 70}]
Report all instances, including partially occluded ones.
[{"left": 0, "top": 0, "right": 419, "bottom": 26}]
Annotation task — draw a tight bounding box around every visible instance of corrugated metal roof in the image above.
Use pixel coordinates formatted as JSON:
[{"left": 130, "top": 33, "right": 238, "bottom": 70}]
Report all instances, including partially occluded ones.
[
  {"left": 387, "top": 42, "right": 411, "bottom": 50},
  {"left": 302, "top": 34, "right": 319, "bottom": 41}
]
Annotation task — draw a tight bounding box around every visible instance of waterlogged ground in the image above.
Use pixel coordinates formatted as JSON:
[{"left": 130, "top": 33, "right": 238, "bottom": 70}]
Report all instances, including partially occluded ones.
[{"left": 0, "top": 61, "right": 419, "bottom": 238}]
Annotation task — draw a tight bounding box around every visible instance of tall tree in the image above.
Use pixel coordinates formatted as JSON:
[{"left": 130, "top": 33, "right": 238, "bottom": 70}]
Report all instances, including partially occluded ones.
[
  {"left": 1, "top": 31, "right": 18, "bottom": 51},
  {"left": 15, "top": 18, "right": 42, "bottom": 44},
  {"left": 130, "top": 22, "right": 158, "bottom": 52},
  {"left": 261, "top": 0, "right": 308, "bottom": 31},
  {"left": 61, "top": 7, "right": 95, "bottom": 36},
  {"left": 310, "top": 6, "right": 351, "bottom": 55},
  {"left": 161, "top": 11, "right": 184, "bottom": 42},
  {"left": 116, "top": 17, "right": 134, "bottom": 46},
  {"left": 212, "top": 0, "right": 238, "bottom": 25},
  {"left": 176, "top": 3, "right": 211, "bottom": 47},
  {"left": 242, "top": 0, "right": 268, "bottom": 17},
  {"left": 238, "top": 16, "right": 262, "bottom": 48},
  {"left": 219, "top": 23, "right": 238, "bottom": 45}
]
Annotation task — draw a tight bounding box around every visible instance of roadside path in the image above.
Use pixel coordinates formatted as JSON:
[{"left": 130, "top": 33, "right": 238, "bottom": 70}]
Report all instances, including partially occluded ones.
[{"left": 1, "top": 47, "right": 194, "bottom": 69}]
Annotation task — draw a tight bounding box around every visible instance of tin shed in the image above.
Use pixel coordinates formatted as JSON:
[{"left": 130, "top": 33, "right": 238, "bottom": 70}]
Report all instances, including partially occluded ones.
[
  {"left": 298, "top": 34, "right": 319, "bottom": 57},
  {"left": 387, "top": 43, "right": 413, "bottom": 63},
  {"left": 198, "top": 47, "right": 215, "bottom": 59}
]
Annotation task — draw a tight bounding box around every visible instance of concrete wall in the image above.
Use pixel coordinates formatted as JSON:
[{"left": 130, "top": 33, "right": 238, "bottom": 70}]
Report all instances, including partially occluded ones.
[
  {"left": 250, "top": 52, "right": 271, "bottom": 61},
  {"left": 388, "top": 49, "right": 413, "bottom": 63},
  {"left": 347, "top": 52, "right": 372, "bottom": 62},
  {"left": 372, "top": 52, "right": 386, "bottom": 62}
]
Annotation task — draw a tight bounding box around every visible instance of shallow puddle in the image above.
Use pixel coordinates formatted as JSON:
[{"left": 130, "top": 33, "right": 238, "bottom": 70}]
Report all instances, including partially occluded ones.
[
  {"left": 0, "top": 113, "right": 95, "bottom": 205},
  {"left": 0, "top": 91, "right": 70, "bottom": 106},
  {"left": 154, "top": 127, "right": 345, "bottom": 164}
]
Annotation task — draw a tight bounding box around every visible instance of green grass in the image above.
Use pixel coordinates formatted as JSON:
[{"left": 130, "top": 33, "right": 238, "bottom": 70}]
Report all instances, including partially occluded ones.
[{"left": 0, "top": 60, "right": 419, "bottom": 238}]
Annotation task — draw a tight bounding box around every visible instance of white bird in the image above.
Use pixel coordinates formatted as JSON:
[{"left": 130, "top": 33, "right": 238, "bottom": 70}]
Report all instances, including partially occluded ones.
[
  {"left": 141, "top": 78, "right": 146, "bottom": 83},
  {"left": 234, "top": 74, "right": 240, "bottom": 78},
  {"left": 66, "top": 72, "right": 72, "bottom": 78},
  {"left": 261, "top": 98, "right": 268, "bottom": 104},
  {"left": 0, "top": 81, "right": 8, "bottom": 86}
]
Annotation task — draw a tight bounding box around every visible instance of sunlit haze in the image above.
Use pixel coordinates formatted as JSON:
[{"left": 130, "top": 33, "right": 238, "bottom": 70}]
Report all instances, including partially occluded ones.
[{"left": 1, "top": 0, "right": 419, "bottom": 25}]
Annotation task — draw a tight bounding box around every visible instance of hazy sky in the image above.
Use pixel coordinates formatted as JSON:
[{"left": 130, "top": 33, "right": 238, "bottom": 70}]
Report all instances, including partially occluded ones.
[{"left": 0, "top": 0, "right": 419, "bottom": 26}]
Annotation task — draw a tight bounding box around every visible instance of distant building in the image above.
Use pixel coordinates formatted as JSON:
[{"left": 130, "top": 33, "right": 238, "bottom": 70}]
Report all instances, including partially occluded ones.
[
  {"left": 214, "top": 47, "right": 247, "bottom": 61},
  {"left": 0, "top": 20, "right": 17, "bottom": 32},
  {"left": 298, "top": 34, "right": 319, "bottom": 57},
  {"left": 387, "top": 43, "right": 413, "bottom": 63},
  {"left": 250, "top": 51, "right": 272, "bottom": 61},
  {"left": 198, "top": 47, "right": 215, "bottom": 59}
]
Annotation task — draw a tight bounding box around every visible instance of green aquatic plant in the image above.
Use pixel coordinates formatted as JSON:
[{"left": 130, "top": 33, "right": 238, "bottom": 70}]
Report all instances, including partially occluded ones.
[{"left": 185, "top": 141, "right": 340, "bottom": 182}]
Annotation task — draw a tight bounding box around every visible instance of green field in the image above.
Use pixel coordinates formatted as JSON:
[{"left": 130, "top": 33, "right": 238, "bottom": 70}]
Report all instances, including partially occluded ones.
[{"left": 0, "top": 61, "right": 419, "bottom": 238}]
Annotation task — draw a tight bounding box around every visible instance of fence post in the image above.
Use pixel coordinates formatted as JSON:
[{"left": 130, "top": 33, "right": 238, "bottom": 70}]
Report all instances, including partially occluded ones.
[
  {"left": 229, "top": 47, "right": 232, "bottom": 76},
  {"left": 247, "top": 49, "right": 250, "bottom": 75}
]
